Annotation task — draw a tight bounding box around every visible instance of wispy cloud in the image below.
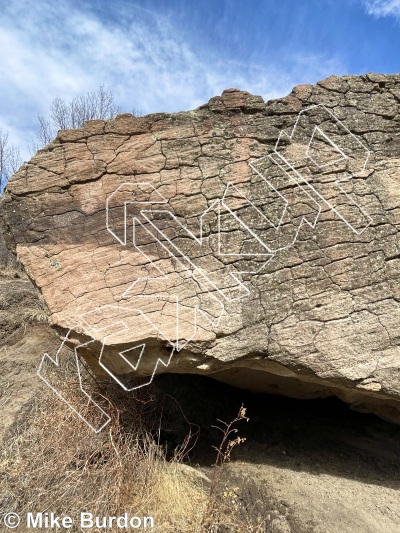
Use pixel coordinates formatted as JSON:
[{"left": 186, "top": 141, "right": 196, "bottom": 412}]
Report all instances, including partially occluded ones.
[
  {"left": 363, "top": 0, "right": 400, "bottom": 17},
  {"left": 0, "top": 0, "right": 344, "bottom": 161}
]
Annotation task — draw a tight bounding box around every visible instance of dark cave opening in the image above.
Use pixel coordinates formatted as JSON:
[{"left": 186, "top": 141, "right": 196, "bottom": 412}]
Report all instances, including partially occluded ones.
[{"left": 128, "top": 373, "right": 400, "bottom": 488}]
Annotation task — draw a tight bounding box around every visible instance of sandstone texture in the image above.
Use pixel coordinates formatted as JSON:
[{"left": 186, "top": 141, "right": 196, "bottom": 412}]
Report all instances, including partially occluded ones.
[{"left": 0, "top": 73, "right": 399, "bottom": 422}]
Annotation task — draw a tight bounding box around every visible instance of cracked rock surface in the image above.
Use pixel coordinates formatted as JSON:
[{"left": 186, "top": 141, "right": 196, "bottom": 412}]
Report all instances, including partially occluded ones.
[{"left": 0, "top": 73, "right": 399, "bottom": 422}]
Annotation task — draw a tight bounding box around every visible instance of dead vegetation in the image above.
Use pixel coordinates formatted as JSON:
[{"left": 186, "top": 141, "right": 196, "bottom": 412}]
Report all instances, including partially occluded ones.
[
  {"left": 0, "top": 354, "right": 260, "bottom": 532},
  {"left": 0, "top": 255, "right": 261, "bottom": 531},
  {"left": 0, "top": 381, "right": 206, "bottom": 532},
  {"left": 17, "top": 294, "right": 49, "bottom": 325}
]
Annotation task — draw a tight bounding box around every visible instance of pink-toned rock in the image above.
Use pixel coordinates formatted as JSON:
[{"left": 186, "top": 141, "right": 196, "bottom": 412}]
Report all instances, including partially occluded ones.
[{"left": 1, "top": 76, "right": 400, "bottom": 423}]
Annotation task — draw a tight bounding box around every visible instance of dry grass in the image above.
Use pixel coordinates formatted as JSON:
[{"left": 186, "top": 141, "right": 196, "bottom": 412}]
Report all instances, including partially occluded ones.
[
  {"left": 0, "top": 380, "right": 13, "bottom": 409},
  {"left": 0, "top": 257, "right": 21, "bottom": 279},
  {"left": 18, "top": 292, "right": 49, "bottom": 324},
  {"left": 18, "top": 307, "right": 49, "bottom": 324},
  {"left": 0, "top": 376, "right": 210, "bottom": 532},
  {"left": 0, "top": 349, "right": 265, "bottom": 532}
]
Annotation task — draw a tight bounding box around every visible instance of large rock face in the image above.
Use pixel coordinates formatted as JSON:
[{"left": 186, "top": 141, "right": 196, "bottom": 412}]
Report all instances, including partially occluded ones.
[{"left": 1, "top": 73, "right": 399, "bottom": 422}]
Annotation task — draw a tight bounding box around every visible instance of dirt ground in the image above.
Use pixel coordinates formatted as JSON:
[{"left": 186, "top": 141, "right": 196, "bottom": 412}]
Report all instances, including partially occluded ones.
[
  {"left": 155, "top": 374, "right": 400, "bottom": 533},
  {"left": 1, "top": 264, "right": 400, "bottom": 532},
  {"left": 0, "top": 266, "right": 59, "bottom": 441}
]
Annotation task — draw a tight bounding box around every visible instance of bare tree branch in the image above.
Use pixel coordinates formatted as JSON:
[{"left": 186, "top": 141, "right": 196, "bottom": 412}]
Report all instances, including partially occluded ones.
[
  {"left": 35, "top": 85, "right": 122, "bottom": 148},
  {"left": 37, "top": 115, "right": 54, "bottom": 146},
  {"left": 34, "top": 86, "right": 122, "bottom": 150},
  {"left": 0, "top": 128, "right": 22, "bottom": 193},
  {"left": 7, "top": 145, "right": 22, "bottom": 176}
]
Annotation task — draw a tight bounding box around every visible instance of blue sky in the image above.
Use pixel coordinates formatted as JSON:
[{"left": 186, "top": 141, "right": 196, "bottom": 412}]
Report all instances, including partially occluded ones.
[{"left": 0, "top": 0, "right": 399, "bottom": 160}]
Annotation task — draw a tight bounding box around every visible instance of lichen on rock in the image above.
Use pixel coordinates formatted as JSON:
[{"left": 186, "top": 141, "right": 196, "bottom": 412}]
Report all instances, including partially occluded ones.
[{"left": 1, "top": 74, "right": 399, "bottom": 423}]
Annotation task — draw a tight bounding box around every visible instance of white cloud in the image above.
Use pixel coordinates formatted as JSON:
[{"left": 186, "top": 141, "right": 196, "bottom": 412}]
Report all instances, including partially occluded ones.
[
  {"left": 0, "top": 0, "right": 345, "bottom": 162},
  {"left": 363, "top": 0, "right": 400, "bottom": 17}
]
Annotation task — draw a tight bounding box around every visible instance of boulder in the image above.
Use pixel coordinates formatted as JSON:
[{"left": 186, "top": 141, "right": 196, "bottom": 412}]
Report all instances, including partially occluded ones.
[{"left": 1, "top": 74, "right": 399, "bottom": 423}]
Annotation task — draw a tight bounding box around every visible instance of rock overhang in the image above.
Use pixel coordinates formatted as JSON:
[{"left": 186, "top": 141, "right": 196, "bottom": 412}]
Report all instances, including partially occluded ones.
[{"left": 1, "top": 73, "right": 399, "bottom": 423}]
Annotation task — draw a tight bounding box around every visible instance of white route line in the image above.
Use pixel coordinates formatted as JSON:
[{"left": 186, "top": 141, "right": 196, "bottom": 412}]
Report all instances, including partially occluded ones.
[
  {"left": 79, "top": 304, "right": 178, "bottom": 391},
  {"left": 39, "top": 103, "right": 373, "bottom": 432},
  {"left": 37, "top": 329, "right": 111, "bottom": 433},
  {"left": 223, "top": 176, "right": 322, "bottom": 254},
  {"left": 267, "top": 104, "right": 372, "bottom": 235}
]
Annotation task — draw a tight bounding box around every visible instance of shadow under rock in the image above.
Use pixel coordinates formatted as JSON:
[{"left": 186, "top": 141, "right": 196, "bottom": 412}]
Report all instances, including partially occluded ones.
[{"left": 151, "top": 373, "right": 400, "bottom": 491}]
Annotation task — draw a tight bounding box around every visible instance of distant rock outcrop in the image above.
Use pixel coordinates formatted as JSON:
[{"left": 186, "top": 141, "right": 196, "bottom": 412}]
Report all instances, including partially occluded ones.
[{"left": 1, "top": 73, "right": 399, "bottom": 422}]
